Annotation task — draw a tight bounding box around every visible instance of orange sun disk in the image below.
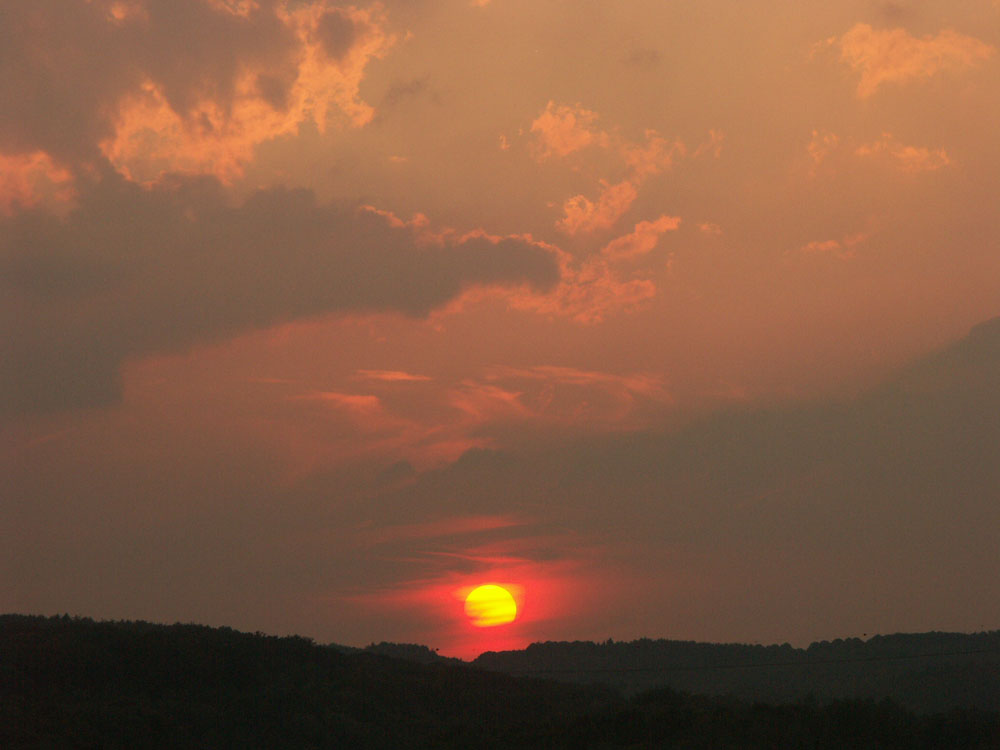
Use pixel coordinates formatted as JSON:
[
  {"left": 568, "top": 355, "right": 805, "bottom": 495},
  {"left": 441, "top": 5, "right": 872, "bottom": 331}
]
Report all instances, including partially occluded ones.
[{"left": 464, "top": 584, "right": 518, "bottom": 627}]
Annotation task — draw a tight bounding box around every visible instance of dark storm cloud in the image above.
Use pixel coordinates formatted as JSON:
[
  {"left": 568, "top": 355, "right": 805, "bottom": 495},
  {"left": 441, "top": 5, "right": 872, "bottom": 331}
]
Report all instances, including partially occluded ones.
[{"left": 0, "top": 172, "right": 560, "bottom": 416}]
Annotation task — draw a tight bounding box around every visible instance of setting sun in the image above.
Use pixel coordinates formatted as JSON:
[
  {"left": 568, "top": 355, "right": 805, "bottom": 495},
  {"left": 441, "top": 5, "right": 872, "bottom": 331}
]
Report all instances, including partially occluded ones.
[{"left": 464, "top": 585, "right": 518, "bottom": 627}]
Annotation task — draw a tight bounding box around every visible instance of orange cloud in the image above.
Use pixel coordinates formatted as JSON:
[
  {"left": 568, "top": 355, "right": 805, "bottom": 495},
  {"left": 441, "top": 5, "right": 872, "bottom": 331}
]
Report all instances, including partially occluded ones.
[
  {"left": 530, "top": 101, "right": 607, "bottom": 160},
  {"left": 0, "top": 151, "right": 75, "bottom": 214},
  {"left": 306, "top": 390, "right": 383, "bottom": 413},
  {"left": 529, "top": 102, "right": 696, "bottom": 235},
  {"left": 838, "top": 23, "right": 995, "bottom": 97},
  {"left": 104, "top": 0, "right": 148, "bottom": 24},
  {"left": 510, "top": 255, "right": 657, "bottom": 324},
  {"left": 204, "top": 0, "right": 258, "bottom": 15},
  {"left": 557, "top": 180, "right": 638, "bottom": 235},
  {"left": 691, "top": 129, "right": 725, "bottom": 160},
  {"left": 798, "top": 231, "right": 869, "bottom": 260},
  {"left": 855, "top": 133, "right": 952, "bottom": 173},
  {"left": 448, "top": 382, "right": 531, "bottom": 421},
  {"left": 602, "top": 216, "right": 681, "bottom": 260},
  {"left": 621, "top": 130, "right": 686, "bottom": 180},
  {"left": 101, "top": 3, "right": 397, "bottom": 181},
  {"left": 808, "top": 129, "right": 840, "bottom": 167},
  {"left": 355, "top": 370, "right": 433, "bottom": 382},
  {"left": 487, "top": 365, "right": 672, "bottom": 421},
  {"left": 502, "top": 214, "right": 680, "bottom": 322}
]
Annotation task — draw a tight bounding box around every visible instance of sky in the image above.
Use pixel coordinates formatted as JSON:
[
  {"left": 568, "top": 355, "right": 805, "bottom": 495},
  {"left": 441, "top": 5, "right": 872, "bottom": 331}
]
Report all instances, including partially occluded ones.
[{"left": 3, "top": 0, "right": 1000, "bottom": 659}]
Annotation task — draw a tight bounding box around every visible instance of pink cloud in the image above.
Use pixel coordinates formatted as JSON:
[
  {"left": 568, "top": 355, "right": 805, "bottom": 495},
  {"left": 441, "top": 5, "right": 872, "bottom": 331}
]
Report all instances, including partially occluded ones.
[{"left": 837, "top": 23, "right": 995, "bottom": 98}]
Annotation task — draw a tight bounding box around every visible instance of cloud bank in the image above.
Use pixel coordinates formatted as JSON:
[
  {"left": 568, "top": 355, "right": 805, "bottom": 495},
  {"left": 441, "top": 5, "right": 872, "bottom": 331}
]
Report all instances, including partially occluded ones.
[{"left": 1, "top": 172, "right": 559, "bottom": 416}]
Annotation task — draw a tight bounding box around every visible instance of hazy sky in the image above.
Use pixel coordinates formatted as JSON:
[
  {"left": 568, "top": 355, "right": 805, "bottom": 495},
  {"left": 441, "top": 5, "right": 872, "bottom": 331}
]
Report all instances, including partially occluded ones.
[{"left": 4, "top": 0, "right": 1000, "bottom": 658}]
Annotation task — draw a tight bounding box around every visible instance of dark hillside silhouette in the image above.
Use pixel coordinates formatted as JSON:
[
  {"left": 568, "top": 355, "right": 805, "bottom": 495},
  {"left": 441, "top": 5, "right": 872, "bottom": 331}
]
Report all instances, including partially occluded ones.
[
  {"left": 1, "top": 614, "right": 612, "bottom": 748},
  {"left": 473, "top": 632, "right": 1000, "bottom": 712},
  {"left": 3, "top": 615, "right": 999, "bottom": 748}
]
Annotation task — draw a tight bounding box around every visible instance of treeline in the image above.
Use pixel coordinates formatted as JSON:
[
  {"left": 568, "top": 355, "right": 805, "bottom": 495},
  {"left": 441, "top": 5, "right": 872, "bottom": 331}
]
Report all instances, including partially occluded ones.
[
  {"left": 1, "top": 614, "right": 611, "bottom": 748},
  {"left": 472, "top": 632, "right": 1000, "bottom": 712},
  {"left": 2, "top": 615, "right": 998, "bottom": 748}
]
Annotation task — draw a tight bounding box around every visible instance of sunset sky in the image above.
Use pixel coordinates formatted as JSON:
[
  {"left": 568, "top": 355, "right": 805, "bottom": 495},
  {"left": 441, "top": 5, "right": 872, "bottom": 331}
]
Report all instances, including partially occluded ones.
[{"left": 4, "top": 0, "right": 1000, "bottom": 659}]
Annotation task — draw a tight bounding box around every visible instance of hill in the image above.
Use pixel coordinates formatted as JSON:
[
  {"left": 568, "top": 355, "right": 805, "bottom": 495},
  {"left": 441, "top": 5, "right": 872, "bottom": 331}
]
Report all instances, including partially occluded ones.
[
  {"left": 473, "top": 632, "right": 1000, "bottom": 713},
  {"left": 3, "top": 615, "right": 1000, "bottom": 747}
]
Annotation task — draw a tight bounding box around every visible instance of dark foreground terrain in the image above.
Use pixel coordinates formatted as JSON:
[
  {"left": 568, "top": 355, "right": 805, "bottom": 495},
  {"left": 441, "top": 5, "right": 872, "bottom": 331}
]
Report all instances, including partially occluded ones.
[
  {"left": 473, "top": 632, "right": 1000, "bottom": 713},
  {"left": 3, "top": 615, "right": 999, "bottom": 748}
]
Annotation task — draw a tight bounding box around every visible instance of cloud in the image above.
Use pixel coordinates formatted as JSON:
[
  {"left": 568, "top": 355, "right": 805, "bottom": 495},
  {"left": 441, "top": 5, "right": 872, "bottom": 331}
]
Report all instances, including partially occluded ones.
[
  {"left": 506, "top": 216, "right": 680, "bottom": 322},
  {"left": 837, "top": 23, "right": 995, "bottom": 97},
  {"left": 0, "top": 152, "right": 75, "bottom": 214},
  {"left": 0, "top": 173, "right": 560, "bottom": 416},
  {"left": 528, "top": 103, "right": 697, "bottom": 236},
  {"left": 805, "top": 129, "right": 951, "bottom": 175},
  {"left": 508, "top": 254, "right": 657, "bottom": 324},
  {"left": 855, "top": 133, "right": 952, "bottom": 173},
  {"left": 485, "top": 365, "right": 672, "bottom": 424},
  {"left": 797, "top": 231, "right": 868, "bottom": 260},
  {"left": 807, "top": 130, "right": 840, "bottom": 168},
  {"left": 602, "top": 216, "right": 681, "bottom": 261},
  {"left": 370, "top": 317, "right": 1000, "bottom": 644},
  {"left": 0, "top": 0, "right": 396, "bottom": 181},
  {"left": 557, "top": 180, "right": 638, "bottom": 235},
  {"left": 355, "top": 370, "right": 433, "bottom": 383},
  {"left": 306, "top": 391, "right": 383, "bottom": 413},
  {"left": 529, "top": 101, "right": 607, "bottom": 160},
  {"left": 447, "top": 382, "right": 532, "bottom": 421},
  {"left": 621, "top": 131, "right": 686, "bottom": 180}
]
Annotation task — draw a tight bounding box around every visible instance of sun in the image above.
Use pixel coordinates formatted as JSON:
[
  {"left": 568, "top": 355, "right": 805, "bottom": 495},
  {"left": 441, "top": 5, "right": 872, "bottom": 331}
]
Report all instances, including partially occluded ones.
[{"left": 464, "top": 584, "right": 518, "bottom": 627}]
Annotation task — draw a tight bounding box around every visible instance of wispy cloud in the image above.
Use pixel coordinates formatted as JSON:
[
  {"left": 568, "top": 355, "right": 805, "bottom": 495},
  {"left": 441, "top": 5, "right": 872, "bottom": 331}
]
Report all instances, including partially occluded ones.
[
  {"left": 356, "top": 370, "right": 433, "bottom": 382},
  {"left": 856, "top": 133, "right": 952, "bottom": 173}
]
